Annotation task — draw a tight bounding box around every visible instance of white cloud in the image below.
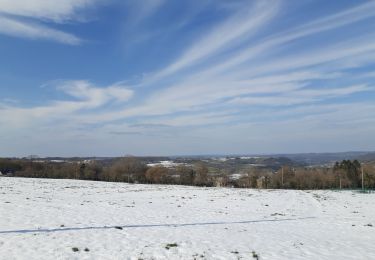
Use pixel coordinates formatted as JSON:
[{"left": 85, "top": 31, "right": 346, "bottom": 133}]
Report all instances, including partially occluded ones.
[
  {"left": 243, "top": 37, "right": 375, "bottom": 77},
  {"left": 199, "top": 0, "right": 375, "bottom": 77},
  {"left": 153, "top": 0, "right": 280, "bottom": 79},
  {"left": 57, "top": 80, "right": 133, "bottom": 103},
  {"left": 0, "top": 16, "right": 82, "bottom": 45},
  {"left": 0, "top": 0, "right": 100, "bottom": 22},
  {"left": 0, "top": 0, "right": 102, "bottom": 43},
  {"left": 0, "top": 81, "right": 133, "bottom": 128},
  {"left": 110, "top": 1, "right": 375, "bottom": 128},
  {"left": 229, "top": 85, "right": 372, "bottom": 106}
]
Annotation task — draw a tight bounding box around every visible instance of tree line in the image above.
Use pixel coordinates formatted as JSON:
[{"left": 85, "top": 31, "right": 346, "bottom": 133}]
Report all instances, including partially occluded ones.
[{"left": 1, "top": 158, "right": 374, "bottom": 190}]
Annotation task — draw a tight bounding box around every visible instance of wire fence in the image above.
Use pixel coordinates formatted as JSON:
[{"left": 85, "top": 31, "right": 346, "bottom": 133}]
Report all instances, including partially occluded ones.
[
  {"left": 357, "top": 189, "right": 375, "bottom": 194},
  {"left": 329, "top": 188, "right": 375, "bottom": 193}
]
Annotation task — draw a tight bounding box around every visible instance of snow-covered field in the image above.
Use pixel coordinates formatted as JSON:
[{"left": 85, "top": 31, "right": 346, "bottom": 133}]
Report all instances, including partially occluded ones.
[{"left": 0, "top": 178, "right": 374, "bottom": 260}]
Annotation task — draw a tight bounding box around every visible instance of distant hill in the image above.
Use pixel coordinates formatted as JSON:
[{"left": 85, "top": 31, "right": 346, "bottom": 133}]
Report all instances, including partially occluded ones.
[
  {"left": 275, "top": 152, "right": 375, "bottom": 166},
  {"left": 15, "top": 151, "right": 375, "bottom": 167},
  {"left": 356, "top": 152, "right": 375, "bottom": 162}
]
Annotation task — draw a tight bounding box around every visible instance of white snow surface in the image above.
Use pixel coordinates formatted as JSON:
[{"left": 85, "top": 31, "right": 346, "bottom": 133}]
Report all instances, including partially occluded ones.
[
  {"left": 0, "top": 177, "right": 374, "bottom": 260},
  {"left": 147, "top": 161, "right": 184, "bottom": 168}
]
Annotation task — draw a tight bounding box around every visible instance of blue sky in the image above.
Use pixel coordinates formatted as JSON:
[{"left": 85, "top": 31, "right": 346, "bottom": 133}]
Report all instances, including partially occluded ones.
[{"left": 1, "top": 0, "right": 375, "bottom": 157}]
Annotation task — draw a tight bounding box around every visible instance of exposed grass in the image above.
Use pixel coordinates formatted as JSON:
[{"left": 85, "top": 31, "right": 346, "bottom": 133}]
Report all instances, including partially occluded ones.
[
  {"left": 165, "top": 243, "right": 178, "bottom": 250},
  {"left": 252, "top": 250, "right": 259, "bottom": 260}
]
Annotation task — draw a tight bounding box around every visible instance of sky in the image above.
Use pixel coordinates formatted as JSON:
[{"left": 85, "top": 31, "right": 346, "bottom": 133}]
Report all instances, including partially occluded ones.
[{"left": 0, "top": 0, "right": 375, "bottom": 157}]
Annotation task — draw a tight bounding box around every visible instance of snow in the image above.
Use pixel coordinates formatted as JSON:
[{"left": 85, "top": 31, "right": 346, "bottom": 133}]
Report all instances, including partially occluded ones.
[
  {"left": 229, "top": 173, "right": 243, "bottom": 180},
  {"left": 214, "top": 157, "right": 228, "bottom": 162},
  {"left": 0, "top": 177, "right": 374, "bottom": 260},
  {"left": 147, "top": 160, "right": 184, "bottom": 168}
]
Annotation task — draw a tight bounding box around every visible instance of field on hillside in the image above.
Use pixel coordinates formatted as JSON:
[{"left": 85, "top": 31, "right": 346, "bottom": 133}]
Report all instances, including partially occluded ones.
[{"left": 0, "top": 178, "right": 374, "bottom": 260}]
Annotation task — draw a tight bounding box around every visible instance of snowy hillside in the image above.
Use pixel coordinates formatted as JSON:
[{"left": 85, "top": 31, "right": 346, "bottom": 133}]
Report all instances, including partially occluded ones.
[{"left": 0, "top": 178, "right": 374, "bottom": 259}]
